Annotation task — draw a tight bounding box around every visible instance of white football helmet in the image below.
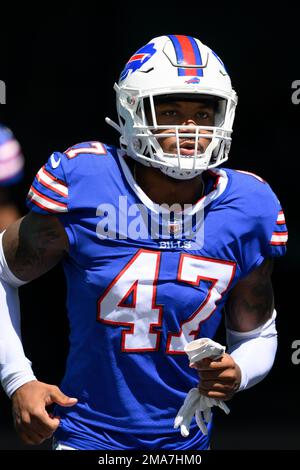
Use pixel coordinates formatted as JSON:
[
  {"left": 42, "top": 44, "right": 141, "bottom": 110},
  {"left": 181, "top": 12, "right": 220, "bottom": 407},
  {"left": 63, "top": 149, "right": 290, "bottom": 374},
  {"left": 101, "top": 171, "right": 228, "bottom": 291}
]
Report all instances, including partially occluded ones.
[{"left": 106, "top": 35, "right": 238, "bottom": 180}]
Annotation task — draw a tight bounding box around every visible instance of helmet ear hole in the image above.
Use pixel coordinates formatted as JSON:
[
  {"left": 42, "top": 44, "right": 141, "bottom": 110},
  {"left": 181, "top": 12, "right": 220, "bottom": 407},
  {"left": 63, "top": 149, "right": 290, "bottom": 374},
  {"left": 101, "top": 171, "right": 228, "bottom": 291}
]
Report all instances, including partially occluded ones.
[{"left": 133, "top": 139, "right": 142, "bottom": 151}]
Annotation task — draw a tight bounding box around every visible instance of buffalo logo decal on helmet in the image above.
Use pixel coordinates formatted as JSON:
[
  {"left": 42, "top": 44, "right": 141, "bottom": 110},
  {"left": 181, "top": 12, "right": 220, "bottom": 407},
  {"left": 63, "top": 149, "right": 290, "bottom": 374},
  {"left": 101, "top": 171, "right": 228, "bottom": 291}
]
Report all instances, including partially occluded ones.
[
  {"left": 120, "top": 43, "right": 157, "bottom": 81},
  {"left": 185, "top": 77, "right": 201, "bottom": 84}
]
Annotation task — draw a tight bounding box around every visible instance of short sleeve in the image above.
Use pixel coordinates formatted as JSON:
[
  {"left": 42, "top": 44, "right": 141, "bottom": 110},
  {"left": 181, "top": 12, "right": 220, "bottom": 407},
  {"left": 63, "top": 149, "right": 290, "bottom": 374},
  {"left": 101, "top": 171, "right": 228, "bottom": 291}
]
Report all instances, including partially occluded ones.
[
  {"left": 263, "top": 206, "right": 288, "bottom": 258},
  {"left": 26, "top": 152, "right": 68, "bottom": 214},
  {"left": 227, "top": 170, "right": 288, "bottom": 279}
]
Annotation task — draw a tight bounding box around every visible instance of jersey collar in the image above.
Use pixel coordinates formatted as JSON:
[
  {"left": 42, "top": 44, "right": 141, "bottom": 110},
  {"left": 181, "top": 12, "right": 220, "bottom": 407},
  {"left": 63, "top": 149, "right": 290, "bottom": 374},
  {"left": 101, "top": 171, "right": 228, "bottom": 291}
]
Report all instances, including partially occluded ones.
[{"left": 117, "top": 150, "right": 228, "bottom": 216}]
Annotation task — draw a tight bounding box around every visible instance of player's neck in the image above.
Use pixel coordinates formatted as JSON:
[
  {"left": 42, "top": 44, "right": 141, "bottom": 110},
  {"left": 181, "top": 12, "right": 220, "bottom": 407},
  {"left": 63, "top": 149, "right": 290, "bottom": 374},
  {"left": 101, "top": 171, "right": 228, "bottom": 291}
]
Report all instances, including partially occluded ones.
[{"left": 133, "top": 163, "right": 204, "bottom": 207}]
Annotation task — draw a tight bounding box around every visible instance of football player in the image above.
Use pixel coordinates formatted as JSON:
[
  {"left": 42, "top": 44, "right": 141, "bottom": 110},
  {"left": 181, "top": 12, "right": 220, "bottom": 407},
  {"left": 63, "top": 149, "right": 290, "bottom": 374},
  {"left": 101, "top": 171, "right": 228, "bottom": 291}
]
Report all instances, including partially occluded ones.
[
  {"left": 0, "top": 35, "right": 287, "bottom": 450},
  {"left": 0, "top": 125, "right": 24, "bottom": 231}
]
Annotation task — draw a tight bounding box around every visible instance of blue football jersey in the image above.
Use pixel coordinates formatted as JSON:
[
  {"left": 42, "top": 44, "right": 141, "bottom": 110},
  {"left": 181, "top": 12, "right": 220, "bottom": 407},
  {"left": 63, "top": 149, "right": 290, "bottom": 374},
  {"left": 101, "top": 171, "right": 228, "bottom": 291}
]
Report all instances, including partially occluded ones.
[
  {"left": 26, "top": 141, "right": 287, "bottom": 450},
  {"left": 0, "top": 125, "right": 24, "bottom": 185}
]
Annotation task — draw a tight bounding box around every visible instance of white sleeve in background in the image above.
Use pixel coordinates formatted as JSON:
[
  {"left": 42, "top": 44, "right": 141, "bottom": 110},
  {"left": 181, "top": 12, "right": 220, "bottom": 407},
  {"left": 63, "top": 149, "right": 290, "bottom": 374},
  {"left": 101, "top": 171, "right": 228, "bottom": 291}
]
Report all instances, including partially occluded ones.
[
  {"left": 227, "top": 309, "right": 278, "bottom": 391},
  {"left": 0, "top": 231, "right": 37, "bottom": 398}
]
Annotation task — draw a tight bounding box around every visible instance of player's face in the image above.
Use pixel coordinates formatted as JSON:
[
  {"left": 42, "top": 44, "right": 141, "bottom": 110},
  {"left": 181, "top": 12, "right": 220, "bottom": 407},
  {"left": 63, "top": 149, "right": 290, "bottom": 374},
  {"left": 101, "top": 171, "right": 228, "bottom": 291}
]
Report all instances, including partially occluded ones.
[{"left": 146, "top": 99, "right": 215, "bottom": 156}]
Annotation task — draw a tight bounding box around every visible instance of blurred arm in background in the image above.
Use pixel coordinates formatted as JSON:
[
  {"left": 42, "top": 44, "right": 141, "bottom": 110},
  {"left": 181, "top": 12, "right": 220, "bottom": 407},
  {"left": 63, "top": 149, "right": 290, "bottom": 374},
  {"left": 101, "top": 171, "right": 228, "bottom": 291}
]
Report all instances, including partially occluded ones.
[{"left": 0, "top": 124, "right": 24, "bottom": 231}]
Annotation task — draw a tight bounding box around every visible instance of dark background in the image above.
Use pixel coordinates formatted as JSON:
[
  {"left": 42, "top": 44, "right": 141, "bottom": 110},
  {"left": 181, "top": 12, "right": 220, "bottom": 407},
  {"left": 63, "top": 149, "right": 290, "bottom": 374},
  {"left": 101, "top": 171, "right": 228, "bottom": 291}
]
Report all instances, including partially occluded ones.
[{"left": 0, "top": 3, "right": 299, "bottom": 450}]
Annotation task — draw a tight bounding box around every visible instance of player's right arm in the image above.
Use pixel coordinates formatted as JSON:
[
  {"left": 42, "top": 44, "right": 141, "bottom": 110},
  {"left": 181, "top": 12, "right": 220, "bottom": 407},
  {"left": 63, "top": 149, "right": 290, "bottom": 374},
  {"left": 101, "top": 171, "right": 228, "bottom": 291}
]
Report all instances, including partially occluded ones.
[
  {"left": 1, "top": 212, "right": 77, "bottom": 445},
  {"left": 3, "top": 211, "right": 69, "bottom": 281}
]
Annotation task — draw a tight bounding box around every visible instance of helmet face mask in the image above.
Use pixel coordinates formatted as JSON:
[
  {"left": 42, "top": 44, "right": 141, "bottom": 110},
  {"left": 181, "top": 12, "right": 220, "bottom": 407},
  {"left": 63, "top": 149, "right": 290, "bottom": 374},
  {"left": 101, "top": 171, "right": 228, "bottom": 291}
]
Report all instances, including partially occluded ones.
[{"left": 108, "top": 35, "right": 238, "bottom": 180}]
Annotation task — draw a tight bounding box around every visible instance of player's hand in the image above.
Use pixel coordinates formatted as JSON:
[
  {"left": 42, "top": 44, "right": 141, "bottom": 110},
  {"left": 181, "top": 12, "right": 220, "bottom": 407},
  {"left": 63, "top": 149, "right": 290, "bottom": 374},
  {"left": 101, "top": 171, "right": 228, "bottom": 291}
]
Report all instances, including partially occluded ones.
[
  {"left": 191, "top": 353, "right": 241, "bottom": 401},
  {"left": 11, "top": 380, "right": 78, "bottom": 445}
]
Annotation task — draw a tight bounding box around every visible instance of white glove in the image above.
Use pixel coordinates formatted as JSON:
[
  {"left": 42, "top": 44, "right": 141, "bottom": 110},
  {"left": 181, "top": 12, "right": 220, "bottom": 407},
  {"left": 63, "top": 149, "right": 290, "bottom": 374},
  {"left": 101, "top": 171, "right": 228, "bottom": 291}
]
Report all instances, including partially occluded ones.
[
  {"left": 174, "top": 338, "right": 230, "bottom": 437},
  {"left": 174, "top": 388, "right": 201, "bottom": 437}
]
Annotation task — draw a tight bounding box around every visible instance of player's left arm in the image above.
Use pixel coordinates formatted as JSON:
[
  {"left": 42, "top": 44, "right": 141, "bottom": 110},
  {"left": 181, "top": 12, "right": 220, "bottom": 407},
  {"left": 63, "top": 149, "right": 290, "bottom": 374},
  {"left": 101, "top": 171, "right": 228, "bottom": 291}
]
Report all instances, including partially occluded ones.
[
  {"left": 226, "top": 257, "right": 274, "bottom": 331},
  {"left": 194, "top": 258, "right": 276, "bottom": 400}
]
